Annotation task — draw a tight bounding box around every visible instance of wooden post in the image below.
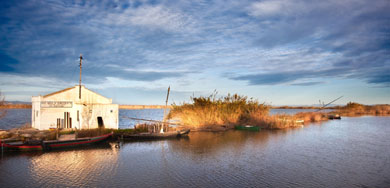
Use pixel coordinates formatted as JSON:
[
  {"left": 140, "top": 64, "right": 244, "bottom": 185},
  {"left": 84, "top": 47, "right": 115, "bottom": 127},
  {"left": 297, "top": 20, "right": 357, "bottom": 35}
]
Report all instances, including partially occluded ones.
[
  {"left": 161, "top": 86, "right": 170, "bottom": 133},
  {"left": 79, "top": 54, "right": 83, "bottom": 99}
]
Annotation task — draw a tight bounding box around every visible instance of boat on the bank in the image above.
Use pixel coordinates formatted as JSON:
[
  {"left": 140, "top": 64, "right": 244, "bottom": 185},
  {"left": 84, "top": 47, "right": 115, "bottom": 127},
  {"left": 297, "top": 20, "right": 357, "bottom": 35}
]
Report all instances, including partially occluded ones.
[
  {"left": 328, "top": 114, "right": 341, "bottom": 120},
  {"left": 124, "top": 129, "right": 190, "bottom": 139},
  {"left": 235, "top": 125, "right": 260, "bottom": 131},
  {"left": 0, "top": 132, "right": 113, "bottom": 152}
]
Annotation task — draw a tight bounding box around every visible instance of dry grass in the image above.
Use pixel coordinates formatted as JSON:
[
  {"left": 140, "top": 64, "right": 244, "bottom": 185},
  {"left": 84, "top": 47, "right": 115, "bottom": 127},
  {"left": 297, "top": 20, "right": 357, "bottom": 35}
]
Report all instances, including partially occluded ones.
[
  {"left": 295, "top": 112, "right": 328, "bottom": 122},
  {"left": 246, "top": 112, "right": 328, "bottom": 129},
  {"left": 168, "top": 92, "right": 337, "bottom": 130},
  {"left": 75, "top": 128, "right": 113, "bottom": 138},
  {"left": 335, "top": 102, "right": 390, "bottom": 116},
  {"left": 0, "top": 91, "right": 6, "bottom": 119},
  {"left": 168, "top": 93, "right": 269, "bottom": 129},
  {"left": 246, "top": 113, "right": 300, "bottom": 129}
]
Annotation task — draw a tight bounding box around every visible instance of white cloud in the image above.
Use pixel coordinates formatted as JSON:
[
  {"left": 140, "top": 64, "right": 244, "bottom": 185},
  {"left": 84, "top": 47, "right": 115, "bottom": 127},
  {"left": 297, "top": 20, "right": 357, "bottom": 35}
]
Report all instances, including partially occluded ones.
[
  {"left": 249, "top": 0, "right": 285, "bottom": 17},
  {"left": 103, "top": 5, "right": 197, "bottom": 33}
]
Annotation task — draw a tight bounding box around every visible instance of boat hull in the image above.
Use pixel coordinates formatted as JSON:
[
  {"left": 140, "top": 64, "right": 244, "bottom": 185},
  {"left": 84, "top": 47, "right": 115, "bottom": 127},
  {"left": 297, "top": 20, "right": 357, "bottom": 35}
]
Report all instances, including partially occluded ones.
[
  {"left": 1, "top": 133, "right": 112, "bottom": 152},
  {"left": 124, "top": 130, "right": 190, "bottom": 140},
  {"left": 235, "top": 125, "right": 260, "bottom": 131}
]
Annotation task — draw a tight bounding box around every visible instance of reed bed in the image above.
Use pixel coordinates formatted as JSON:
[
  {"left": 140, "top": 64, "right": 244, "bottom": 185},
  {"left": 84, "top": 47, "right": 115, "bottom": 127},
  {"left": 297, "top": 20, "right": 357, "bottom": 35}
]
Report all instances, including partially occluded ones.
[
  {"left": 334, "top": 102, "right": 390, "bottom": 116},
  {"left": 168, "top": 93, "right": 271, "bottom": 129},
  {"left": 168, "top": 93, "right": 335, "bottom": 130}
]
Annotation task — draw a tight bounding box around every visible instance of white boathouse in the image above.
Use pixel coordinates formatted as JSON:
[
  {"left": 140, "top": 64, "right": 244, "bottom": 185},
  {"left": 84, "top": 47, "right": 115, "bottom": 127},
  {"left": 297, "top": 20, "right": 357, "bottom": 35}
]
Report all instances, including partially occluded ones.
[{"left": 31, "top": 85, "right": 119, "bottom": 130}]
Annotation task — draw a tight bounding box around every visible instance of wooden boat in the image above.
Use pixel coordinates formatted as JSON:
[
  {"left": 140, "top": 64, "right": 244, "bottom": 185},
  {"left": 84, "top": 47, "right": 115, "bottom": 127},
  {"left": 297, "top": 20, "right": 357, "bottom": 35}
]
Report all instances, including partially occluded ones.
[
  {"left": 0, "top": 133, "right": 113, "bottom": 152},
  {"left": 328, "top": 114, "right": 341, "bottom": 120},
  {"left": 235, "top": 125, "right": 260, "bottom": 131},
  {"left": 124, "top": 129, "right": 190, "bottom": 139}
]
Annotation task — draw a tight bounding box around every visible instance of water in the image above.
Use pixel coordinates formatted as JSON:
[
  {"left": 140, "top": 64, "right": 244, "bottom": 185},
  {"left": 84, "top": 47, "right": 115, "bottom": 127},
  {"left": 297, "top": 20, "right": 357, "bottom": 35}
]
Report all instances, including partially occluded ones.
[
  {"left": 1, "top": 110, "right": 389, "bottom": 187},
  {"left": 119, "top": 109, "right": 166, "bottom": 128},
  {"left": 0, "top": 109, "right": 30, "bottom": 130}
]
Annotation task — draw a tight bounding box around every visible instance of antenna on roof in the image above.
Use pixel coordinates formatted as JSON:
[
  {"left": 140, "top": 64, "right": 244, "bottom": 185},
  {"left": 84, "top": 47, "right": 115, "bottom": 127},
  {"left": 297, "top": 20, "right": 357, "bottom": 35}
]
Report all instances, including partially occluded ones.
[{"left": 79, "top": 54, "right": 83, "bottom": 99}]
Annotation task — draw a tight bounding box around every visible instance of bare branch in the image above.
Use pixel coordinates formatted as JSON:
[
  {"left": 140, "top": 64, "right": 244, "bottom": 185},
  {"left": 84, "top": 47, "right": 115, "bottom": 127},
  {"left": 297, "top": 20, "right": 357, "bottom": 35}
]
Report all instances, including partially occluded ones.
[{"left": 0, "top": 91, "right": 7, "bottom": 119}]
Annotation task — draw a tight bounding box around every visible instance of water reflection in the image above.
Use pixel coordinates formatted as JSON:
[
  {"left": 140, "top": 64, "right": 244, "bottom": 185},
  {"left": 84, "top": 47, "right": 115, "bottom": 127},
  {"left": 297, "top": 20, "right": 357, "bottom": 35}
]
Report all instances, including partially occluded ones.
[
  {"left": 168, "top": 131, "right": 272, "bottom": 157},
  {"left": 0, "top": 144, "right": 118, "bottom": 187},
  {"left": 1, "top": 117, "right": 389, "bottom": 187}
]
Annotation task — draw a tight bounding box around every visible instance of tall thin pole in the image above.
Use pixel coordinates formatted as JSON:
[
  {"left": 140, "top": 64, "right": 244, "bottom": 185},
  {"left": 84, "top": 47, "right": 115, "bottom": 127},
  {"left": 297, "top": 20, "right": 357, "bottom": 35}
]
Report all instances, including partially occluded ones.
[
  {"left": 161, "top": 86, "right": 170, "bottom": 133},
  {"left": 316, "top": 96, "right": 343, "bottom": 112},
  {"left": 79, "top": 54, "right": 83, "bottom": 99}
]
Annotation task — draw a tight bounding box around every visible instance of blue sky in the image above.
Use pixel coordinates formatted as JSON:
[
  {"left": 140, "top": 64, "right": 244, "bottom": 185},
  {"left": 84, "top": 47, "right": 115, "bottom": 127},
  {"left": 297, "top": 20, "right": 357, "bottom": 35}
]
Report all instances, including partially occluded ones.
[{"left": 0, "top": 0, "right": 389, "bottom": 105}]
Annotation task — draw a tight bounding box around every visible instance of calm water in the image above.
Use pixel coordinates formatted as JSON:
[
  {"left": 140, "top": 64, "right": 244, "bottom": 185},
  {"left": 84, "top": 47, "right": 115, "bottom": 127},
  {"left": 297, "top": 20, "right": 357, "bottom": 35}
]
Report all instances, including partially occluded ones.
[
  {"left": 0, "top": 110, "right": 389, "bottom": 187},
  {"left": 0, "top": 109, "right": 31, "bottom": 130}
]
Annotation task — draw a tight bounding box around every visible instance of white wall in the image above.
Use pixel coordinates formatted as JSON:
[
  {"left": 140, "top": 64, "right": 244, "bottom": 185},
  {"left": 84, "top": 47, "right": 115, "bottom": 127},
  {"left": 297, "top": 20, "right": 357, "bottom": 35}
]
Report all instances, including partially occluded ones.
[
  {"left": 81, "top": 104, "right": 119, "bottom": 129},
  {"left": 32, "top": 86, "right": 119, "bottom": 130}
]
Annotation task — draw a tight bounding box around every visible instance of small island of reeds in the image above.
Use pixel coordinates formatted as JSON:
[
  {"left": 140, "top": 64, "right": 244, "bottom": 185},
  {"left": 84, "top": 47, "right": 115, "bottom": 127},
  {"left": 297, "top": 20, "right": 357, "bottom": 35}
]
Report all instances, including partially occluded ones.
[
  {"left": 167, "top": 93, "right": 324, "bottom": 130},
  {"left": 168, "top": 93, "right": 390, "bottom": 131}
]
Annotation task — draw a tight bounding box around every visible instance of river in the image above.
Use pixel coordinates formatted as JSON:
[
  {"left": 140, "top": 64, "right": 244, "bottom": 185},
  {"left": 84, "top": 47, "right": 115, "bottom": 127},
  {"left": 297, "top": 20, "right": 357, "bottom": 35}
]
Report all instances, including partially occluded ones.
[{"left": 0, "top": 110, "right": 389, "bottom": 187}]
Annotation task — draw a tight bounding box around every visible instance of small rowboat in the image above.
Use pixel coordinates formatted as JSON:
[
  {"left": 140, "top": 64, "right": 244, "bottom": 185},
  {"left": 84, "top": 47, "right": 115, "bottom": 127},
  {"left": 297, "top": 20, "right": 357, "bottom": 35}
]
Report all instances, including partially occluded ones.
[
  {"left": 0, "top": 133, "right": 113, "bottom": 152},
  {"left": 124, "top": 129, "right": 190, "bottom": 139},
  {"left": 328, "top": 114, "right": 341, "bottom": 120},
  {"left": 235, "top": 125, "right": 260, "bottom": 131}
]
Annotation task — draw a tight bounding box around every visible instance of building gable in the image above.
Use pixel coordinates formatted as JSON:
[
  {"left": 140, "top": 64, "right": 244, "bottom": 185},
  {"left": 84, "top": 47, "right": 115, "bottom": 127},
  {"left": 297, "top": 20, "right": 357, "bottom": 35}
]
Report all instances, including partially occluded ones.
[{"left": 43, "top": 85, "right": 112, "bottom": 104}]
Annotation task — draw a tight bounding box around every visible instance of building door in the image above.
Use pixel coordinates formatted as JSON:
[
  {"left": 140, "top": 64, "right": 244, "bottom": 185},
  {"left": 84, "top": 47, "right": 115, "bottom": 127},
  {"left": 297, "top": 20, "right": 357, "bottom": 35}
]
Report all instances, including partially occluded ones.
[
  {"left": 97, "top": 116, "right": 104, "bottom": 128},
  {"left": 64, "top": 112, "right": 71, "bottom": 129}
]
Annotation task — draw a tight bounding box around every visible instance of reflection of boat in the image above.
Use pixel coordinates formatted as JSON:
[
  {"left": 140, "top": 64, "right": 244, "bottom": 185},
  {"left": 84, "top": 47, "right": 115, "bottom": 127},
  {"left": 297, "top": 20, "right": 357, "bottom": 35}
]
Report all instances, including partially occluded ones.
[
  {"left": 0, "top": 133, "right": 113, "bottom": 152},
  {"left": 235, "top": 125, "right": 260, "bottom": 131},
  {"left": 125, "top": 129, "right": 190, "bottom": 139}
]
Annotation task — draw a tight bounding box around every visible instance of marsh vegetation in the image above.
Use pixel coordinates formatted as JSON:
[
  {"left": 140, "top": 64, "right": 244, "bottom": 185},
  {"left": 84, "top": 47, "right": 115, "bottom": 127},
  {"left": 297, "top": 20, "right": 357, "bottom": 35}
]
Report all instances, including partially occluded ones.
[
  {"left": 168, "top": 93, "right": 390, "bottom": 130},
  {"left": 167, "top": 93, "right": 329, "bottom": 130}
]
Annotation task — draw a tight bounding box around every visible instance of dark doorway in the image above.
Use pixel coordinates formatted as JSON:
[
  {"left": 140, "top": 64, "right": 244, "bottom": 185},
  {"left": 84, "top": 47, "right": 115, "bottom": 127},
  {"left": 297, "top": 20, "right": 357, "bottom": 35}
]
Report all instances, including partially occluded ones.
[{"left": 97, "top": 116, "right": 104, "bottom": 128}]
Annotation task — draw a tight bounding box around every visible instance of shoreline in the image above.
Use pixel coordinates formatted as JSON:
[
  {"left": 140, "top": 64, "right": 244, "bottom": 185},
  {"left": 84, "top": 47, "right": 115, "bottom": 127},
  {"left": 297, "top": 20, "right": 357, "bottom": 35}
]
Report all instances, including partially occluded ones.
[{"left": 0, "top": 104, "right": 171, "bottom": 109}]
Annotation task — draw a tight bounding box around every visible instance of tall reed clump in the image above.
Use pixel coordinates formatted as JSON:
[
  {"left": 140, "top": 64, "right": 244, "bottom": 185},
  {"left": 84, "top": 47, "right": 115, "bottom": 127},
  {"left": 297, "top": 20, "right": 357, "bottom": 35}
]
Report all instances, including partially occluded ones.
[
  {"left": 336, "top": 102, "right": 390, "bottom": 116},
  {"left": 168, "top": 93, "right": 269, "bottom": 129}
]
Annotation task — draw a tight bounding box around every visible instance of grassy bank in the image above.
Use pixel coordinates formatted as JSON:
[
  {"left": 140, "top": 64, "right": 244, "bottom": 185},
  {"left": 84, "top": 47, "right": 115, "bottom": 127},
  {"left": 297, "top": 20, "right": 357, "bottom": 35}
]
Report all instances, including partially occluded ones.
[{"left": 333, "top": 102, "right": 390, "bottom": 116}]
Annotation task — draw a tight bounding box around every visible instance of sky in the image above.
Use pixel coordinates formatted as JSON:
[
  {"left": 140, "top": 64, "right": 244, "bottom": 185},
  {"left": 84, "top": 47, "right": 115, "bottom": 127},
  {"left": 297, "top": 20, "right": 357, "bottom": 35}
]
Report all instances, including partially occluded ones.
[{"left": 0, "top": 0, "right": 389, "bottom": 105}]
